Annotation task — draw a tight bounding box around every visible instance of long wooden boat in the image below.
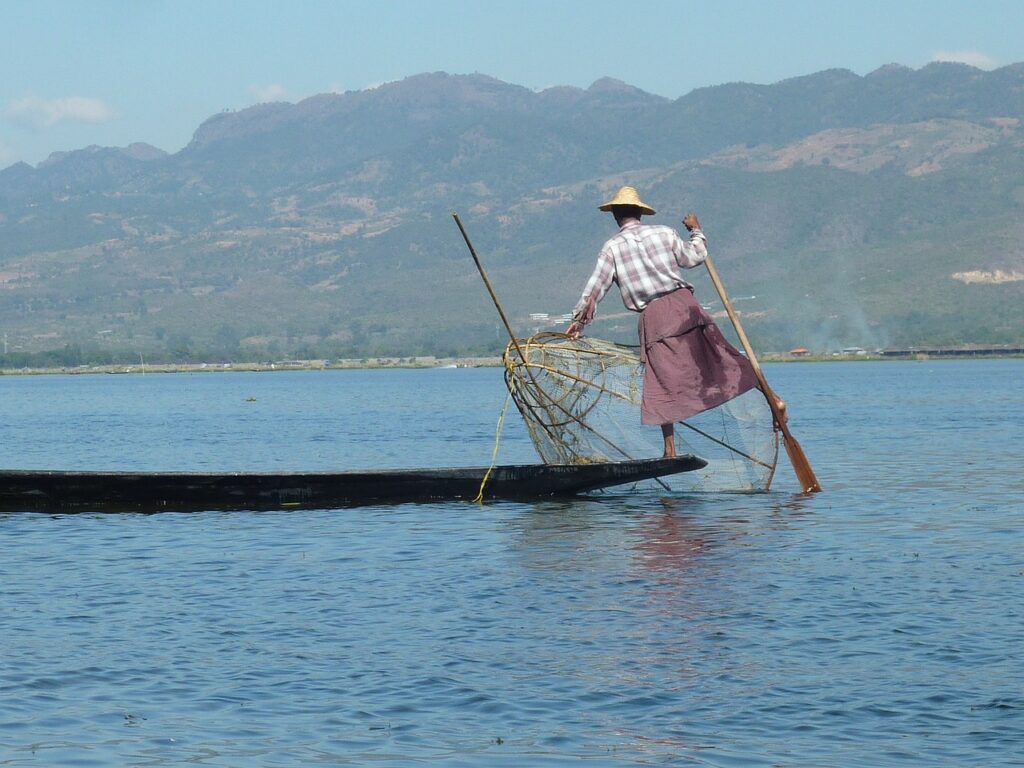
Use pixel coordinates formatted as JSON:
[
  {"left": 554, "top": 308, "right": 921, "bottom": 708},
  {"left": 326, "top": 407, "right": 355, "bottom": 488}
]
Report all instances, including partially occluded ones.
[{"left": 0, "top": 456, "right": 706, "bottom": 513}]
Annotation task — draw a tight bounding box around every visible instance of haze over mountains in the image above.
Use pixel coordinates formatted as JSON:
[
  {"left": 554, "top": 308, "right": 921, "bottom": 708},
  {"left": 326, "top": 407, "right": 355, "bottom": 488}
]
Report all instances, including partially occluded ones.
[{"left": 1, "top": 62, "right": 1023, "bottom": 363}]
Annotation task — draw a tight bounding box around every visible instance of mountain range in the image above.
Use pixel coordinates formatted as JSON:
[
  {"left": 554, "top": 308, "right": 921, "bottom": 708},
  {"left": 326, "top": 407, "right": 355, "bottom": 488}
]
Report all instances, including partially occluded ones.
[{"left": 1, "top": 62, "right": 1023, "bottom": 364}]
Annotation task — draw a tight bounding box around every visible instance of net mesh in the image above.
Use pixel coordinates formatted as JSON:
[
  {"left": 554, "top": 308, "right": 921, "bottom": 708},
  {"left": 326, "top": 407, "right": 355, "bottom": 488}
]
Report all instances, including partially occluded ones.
[{"left": 503, "top": 332, "right": 779, "bottom": 492}]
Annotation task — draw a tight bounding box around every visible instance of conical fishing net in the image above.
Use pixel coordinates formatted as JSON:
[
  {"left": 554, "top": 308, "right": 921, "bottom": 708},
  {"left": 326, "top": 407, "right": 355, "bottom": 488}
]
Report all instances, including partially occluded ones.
[{"left": 503, "top": 332, "right": 779, "bottom": 492}]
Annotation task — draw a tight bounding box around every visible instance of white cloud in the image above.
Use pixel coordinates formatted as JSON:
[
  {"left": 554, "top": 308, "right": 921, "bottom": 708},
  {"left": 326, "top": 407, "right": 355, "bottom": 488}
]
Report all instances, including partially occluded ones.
[
  {"left": 930, "top": 50, "right": 998, "bottom": 70},
  {"left": 248, "top": 83, "right": 288, "bottom": 103},
  {"left": 5, "top": 96, "right": 114, "bottom": 129}
]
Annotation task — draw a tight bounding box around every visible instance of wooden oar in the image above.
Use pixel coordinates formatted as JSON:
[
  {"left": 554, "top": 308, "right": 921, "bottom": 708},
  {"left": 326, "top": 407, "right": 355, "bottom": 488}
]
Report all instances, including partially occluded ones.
[{"left": 702, "top": 255, "right": 822, "bottom": 493}]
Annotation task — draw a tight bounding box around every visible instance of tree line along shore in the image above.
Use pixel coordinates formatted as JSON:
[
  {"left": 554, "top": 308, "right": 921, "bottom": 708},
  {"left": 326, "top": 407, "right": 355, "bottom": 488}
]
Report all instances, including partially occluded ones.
[{"left": 1, "top": 349, "right": 1021, "bottom": 377}]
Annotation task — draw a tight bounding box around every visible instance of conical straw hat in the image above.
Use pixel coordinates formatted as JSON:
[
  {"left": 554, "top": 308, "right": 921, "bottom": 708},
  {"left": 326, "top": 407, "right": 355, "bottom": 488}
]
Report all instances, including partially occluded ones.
[{"left": 598, "top": 186, "right": 656, "bottom": 215}]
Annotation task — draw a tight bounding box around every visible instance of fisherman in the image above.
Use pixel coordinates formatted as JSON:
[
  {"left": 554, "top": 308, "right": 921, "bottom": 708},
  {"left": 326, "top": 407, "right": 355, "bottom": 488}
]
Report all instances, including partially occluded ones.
[{"left": 566, "top": 185, "right": 767, "bottom": 458}]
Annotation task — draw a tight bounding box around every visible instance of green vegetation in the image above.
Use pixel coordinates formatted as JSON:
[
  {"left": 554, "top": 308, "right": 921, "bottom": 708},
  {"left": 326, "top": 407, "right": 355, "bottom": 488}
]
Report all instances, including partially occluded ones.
[{"left": 1, "top": 64, "right": 1023, "bottom": 362}]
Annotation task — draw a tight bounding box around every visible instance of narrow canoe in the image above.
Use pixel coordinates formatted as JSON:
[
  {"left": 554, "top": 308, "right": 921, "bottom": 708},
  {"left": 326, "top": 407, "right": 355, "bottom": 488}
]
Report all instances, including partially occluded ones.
[{"left": 0, "top": 455, "right": 706, "bottom": 513}]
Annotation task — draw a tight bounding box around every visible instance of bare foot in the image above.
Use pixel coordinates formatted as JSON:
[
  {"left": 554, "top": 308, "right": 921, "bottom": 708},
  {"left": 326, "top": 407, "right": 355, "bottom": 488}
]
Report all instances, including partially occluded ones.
[{"left": 661, "top": 424, "right": 676, "bottom": 458}]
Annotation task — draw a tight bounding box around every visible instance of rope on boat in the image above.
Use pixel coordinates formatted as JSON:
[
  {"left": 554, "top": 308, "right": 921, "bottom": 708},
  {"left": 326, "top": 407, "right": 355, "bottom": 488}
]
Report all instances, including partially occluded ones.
[{"left": 474, "top": 367, "right": 516, "bottom": 503}]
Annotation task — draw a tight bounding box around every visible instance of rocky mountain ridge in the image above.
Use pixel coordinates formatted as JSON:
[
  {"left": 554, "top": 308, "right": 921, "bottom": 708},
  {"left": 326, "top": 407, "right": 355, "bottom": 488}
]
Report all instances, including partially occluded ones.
[{"left": 0, "top": 63, "right": 1022, "bottom": 363}]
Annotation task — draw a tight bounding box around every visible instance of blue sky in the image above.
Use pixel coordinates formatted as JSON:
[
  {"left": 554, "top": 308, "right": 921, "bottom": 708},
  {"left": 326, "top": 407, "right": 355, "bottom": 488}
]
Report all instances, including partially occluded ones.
[{"left": 2, "top": 0, "right": 1023, "bottom": 167}]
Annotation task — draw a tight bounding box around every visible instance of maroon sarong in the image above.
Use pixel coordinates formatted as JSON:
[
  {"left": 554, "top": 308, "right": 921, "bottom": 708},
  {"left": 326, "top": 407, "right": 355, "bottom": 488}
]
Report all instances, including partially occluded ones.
[{"left": 638, "top": 289, "right": 759, "bottom": 425}]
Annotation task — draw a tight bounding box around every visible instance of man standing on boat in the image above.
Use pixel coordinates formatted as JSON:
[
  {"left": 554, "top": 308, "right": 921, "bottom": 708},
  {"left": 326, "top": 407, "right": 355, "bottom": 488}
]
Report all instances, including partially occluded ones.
[{"left": 566, "top": 185, "right": 761, "bottom": 458}]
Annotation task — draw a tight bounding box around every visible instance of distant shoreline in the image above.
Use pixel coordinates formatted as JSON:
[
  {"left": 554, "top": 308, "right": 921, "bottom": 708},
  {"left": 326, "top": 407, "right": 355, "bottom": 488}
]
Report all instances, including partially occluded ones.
[
  {"left": 1, "top": 351, "right": 1021, "bottom": 377},
  {"left": 0, "top": 356, "right": 504, "bottom": 377}
]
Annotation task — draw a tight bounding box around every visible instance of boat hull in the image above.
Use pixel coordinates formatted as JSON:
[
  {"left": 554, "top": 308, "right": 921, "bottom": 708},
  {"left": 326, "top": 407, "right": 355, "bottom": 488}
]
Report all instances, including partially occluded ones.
[{"left": 0, "top": 456, "right": 706, "bottom": 513}]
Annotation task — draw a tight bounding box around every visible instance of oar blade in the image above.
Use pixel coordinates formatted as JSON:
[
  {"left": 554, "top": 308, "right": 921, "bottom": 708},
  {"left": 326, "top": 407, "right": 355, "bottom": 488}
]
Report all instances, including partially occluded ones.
[{"left": 783, "top": 434, "right": 822, "bottom": 493}]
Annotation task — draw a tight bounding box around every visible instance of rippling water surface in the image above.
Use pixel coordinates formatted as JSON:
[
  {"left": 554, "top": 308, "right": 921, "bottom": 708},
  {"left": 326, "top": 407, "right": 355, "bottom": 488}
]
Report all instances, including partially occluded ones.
[{"left": 1, "top": 361, "right": 1021, "bottom": 766}]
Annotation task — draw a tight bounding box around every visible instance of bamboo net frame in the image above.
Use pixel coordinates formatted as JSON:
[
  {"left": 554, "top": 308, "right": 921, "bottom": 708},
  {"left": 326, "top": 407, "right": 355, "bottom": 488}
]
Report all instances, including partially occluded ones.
[{"left": 503, "top": 332, "right": 779, "bottom": 492}]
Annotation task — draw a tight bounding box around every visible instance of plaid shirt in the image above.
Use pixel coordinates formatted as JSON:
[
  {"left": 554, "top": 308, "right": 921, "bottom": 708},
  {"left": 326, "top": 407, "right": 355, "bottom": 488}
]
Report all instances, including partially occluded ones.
[{"left": 572, "top": 221, "right": 708, "bottom": 325}]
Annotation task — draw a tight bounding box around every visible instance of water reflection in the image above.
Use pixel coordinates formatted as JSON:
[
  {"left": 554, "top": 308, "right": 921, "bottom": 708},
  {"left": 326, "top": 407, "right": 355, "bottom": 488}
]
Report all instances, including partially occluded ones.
[
  {"left": 632, "top": 499, "right": 707, "bottom": 576},
  {"left": 769, "top": 490, "right": 819, "bottom": 518},
  {"left": 504, "top": 498, "right": 635, "bottom": 574}
]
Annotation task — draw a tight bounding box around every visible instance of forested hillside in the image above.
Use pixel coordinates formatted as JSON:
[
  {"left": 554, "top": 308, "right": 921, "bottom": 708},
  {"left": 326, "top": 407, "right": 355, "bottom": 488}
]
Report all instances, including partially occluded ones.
[{"left": 1, "top": 62, "right": 1022, "bottom": 363}]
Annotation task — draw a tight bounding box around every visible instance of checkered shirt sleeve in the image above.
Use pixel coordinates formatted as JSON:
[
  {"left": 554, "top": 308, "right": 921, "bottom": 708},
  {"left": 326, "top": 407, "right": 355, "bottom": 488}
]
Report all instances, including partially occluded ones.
[{"left": 572, "top": 223, "right": 707, "bottom": 325}]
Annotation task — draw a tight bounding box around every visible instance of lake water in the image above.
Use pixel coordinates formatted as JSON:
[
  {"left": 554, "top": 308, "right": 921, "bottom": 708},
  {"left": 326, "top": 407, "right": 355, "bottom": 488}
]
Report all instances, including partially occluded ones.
[{"left": 1, "top": 360, "right": 1021, "bottom": 766}]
